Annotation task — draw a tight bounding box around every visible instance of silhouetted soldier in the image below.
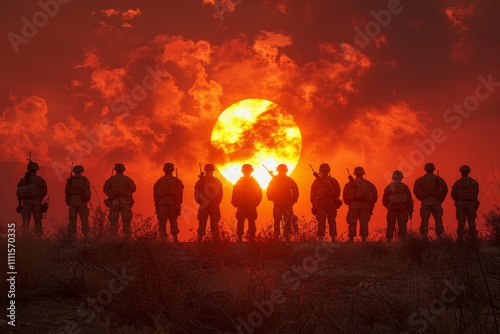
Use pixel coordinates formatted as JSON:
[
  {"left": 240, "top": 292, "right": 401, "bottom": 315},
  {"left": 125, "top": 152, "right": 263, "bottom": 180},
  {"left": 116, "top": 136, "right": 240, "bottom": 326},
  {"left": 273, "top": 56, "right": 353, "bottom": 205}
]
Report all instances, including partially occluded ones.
[
  {"left": 310, "top": 163, "right": 342, "bottom": 242},
  {"left": 65, "top": 165, "right": 91, "bottom": 240},
  {"left": 413, "top": 163, "right": 448, "bottom": 239},
  {"left": 267, "top": 164, "right": 299, "bottom": 241},
  {"left": 103, "top": 163, "right": 136, "bottom": 237},
  {"left": 343, "top": 167, "right": 378, "bottom": 242},
  {"left": 382, "top": 170, "right": 413, "bottom": 241},
  {"left": 451, "top": 165, "right": 479, "bottom": 241},
  {"left": 231, "top": 164, "right": 262, "bottom": 242},
  {"left": 16, "top": 161, "right": 48, "bottom": 235},
  {"left": 195, "top": 164, "right": 222, "bottom": 241},
  {"left": 154, "top": 163, "right": 184, "bottom": 241}
]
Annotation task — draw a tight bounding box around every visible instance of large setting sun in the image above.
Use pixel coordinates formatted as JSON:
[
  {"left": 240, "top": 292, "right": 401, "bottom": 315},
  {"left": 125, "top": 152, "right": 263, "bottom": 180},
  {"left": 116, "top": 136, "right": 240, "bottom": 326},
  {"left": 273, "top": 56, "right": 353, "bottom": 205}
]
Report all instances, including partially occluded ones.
[{"left": 211, "top": 99, "right": 302, "bottom": 188}]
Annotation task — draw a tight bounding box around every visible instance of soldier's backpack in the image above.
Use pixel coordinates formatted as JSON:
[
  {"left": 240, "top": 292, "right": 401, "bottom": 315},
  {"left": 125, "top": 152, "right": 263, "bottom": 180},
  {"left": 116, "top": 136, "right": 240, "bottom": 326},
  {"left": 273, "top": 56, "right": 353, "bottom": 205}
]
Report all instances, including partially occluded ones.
[
  {"left": 156, "top": 176, "right": 177, "bottom": 199},
  {"left": 17, "top": 176, "right": 41, "bottom": 199},
  {"left": 457, "top": 178, "right": 476, "bottom": 200},
  {"left": 69, "top": 177, "right": 86, "bottom": 195},
  {"left": 349, "top": 179, "right": 376, "bottom": 203},
  {"left": 17, "top": 183, "right": 38, "bottom": 199},
  {"left": 423, "top": 175, "right": 437, "bottom": 195},
  {"left": 387, "top": 183, "right": 408, "bottom": 209}
]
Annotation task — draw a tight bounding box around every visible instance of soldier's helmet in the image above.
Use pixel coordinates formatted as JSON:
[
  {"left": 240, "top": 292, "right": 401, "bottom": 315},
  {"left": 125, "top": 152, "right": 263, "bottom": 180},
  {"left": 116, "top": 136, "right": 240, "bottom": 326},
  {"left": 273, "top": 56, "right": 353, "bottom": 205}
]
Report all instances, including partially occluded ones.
[
  {"left": 353, "top": 166, "right": 365, "bottom": 175},
  {"left": 392, "top": 170, "right": 404, "bottom": 179},
  {"left": 241, "top": 164, "right": 253, "bottom": 174},
  {"left": 28, "top": 162, "right": 40, "bottom": 170},
  {"left": 204, "top": 164, "right": 215, "bottom": 172},
  {"left": 73, "top": 165, "right": 84, "bottom": 173},
  {"left": 163, "top": 163, "right": 175, "bottom": 171},
  {"left": 276, "top": 164, "right": 288, "bottom": 173},
  {"left": 424, "top": 163, "right": 435, "bottom": 171},
  {"left": 319, "top": 163, "right": 330, "bottom": 172},
  {"left": 459, "top": 165, "right": 471, "bottom": 173},
  {"left": 115, "top": 163, "right": 126, "bottom": 171}
]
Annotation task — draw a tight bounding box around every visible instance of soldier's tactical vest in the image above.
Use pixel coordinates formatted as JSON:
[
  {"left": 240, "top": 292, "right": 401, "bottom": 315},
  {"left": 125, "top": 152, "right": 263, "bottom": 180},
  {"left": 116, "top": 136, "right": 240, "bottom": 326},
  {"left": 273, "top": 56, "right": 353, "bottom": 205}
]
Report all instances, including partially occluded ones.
[
  {"left": 69, "top": 177, "right": 86, "bottom": 195},
  {"left": 387, "top": 183, "right": 408, "bottom": 209},
  {"left": 457, "top": 178, "right": 476, "bottom": 201},
  {"left": 347, "top": 179, "right": 375, "bottom": 202},
  {"left": 17, "top": 176, "right": 42, "bottom": 199},
  {"left": 110, "top": 175, "right": 131, "bottom": 197},
  {"left": 423, "top": 175, "right": 437, "bottom": 195},
  {"left": 155, "top": 176, "right": 177, "bottom": 198}
]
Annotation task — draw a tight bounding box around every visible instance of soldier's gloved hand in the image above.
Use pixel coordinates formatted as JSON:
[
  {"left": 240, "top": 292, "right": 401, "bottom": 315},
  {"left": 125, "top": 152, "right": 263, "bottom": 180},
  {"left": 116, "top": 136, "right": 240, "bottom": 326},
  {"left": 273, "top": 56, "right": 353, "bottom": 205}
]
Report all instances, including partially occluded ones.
[
  {"left": 408, "top": 213, "right": 413, "bottom": 220},
  {"left": 16, "top": 205, "right": 22, "bottom": 214}
]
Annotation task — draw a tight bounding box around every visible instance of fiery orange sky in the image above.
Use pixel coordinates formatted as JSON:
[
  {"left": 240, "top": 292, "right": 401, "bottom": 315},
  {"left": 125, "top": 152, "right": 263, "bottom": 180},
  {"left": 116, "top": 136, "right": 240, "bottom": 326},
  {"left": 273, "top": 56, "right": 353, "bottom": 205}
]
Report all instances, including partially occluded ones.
[{"left": 1, "top": 0, "right": 499, "bottom": 240}]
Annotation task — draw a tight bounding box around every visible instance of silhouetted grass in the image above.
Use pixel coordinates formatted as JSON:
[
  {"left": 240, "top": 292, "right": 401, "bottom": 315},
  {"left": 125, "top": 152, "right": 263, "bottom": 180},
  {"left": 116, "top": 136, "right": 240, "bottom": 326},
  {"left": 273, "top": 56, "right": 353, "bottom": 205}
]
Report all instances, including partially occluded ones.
[{"left": 1, "top": 206, "right": 499, "bottom": 334}]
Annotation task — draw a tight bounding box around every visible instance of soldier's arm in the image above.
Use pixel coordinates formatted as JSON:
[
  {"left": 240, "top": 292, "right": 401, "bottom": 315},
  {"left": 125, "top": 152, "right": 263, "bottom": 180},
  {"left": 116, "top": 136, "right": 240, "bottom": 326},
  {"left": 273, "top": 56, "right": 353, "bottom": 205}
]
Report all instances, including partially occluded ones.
[
  {"left": 450, "top": 182, "right": 458, "bottom": 201},
  {"left": 178, "top": 180, "right": 184, "bottom": 204},
  {"left": 333, "top": 179, "right": 341, "bottom": 198},
  {"left": 371, "top": 182, "right": 378, "bottom": 203},
  {"left": 85, "top": 178, "right": 91, "bottom": 200},
  {"left": 405, "top": 185, "right": 414, "bottom": 212},
  {"left": 40, "top": 177, "right": 48, "bottom": 198},
  {"left": 292, "top": 179, "right": 299, "bottom": 202},
  {"left": 103, "top": 179, "right": 110, "bottom": 195},
  {"left": 128, "top": 178, "right": 137, "bottom": 193},
  {"left": 441, "top": 177, "right": 448, "bottom": 196},
  {"left": 382, "top": 187, "right": 389, "bottom": 208},
  {"left": 473, "top": 179, "right": 479, "bottom": 199},
  {"left": 310, "top": 181, "right": 317, "bottom": 204},
  {"left": 342, "top": 184, "right": 349, "bottom": 204}
]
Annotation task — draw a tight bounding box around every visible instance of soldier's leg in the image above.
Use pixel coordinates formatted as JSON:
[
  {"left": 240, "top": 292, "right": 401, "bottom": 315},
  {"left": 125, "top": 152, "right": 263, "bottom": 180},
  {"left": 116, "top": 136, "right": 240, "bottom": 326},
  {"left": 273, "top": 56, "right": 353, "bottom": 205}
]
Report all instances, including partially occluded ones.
[
  {"left": 316, "top": 204, "right": 327, "bottom": 239},
  {"left": 466, "top": 205, "right": 478, "bottom": 239},
  {"left": 247, "top": 206, "right": 258, "bottom": 241},
  {"left": 235, "top": 208, "right": 245, "bottom": 241},
  {"left": 197, "top": 208, "right": 209, "bottom": 239},
  {"left": 80, "top": 205, "right": 90, "bottom": 237},
  {"left": 68, "top": 206, "right": 78, "bottom": 240},
  {"left": 168, "top": 205, "right": 180, "bottom": 240},
  {"left": 386, "top": 210, "right": 397, "bottom": 240},
  {"left": 208, "top": 205, "right": 221, "bottom": 239},
  {"left": 397, "top": 210, "right": 409, "bottom": 238},
  {"left": 121, "top": 199, "right": 133, "bottom": 237},
  {"left": 359, "top": 208, "right": 371, "bottom": 239},
  {"left": 431, "top": 205, "right": 444, "bottom": 236},
  {"left": 282, "top": 205, "right": 294, "bottom": 241},
  {"left": 32, "top": 202, "right": 43, "bottom": 235},
  {"left": 419, "top": 205, "right": 431, "bottom": 236},
  {"left": 456, "top": 205, "right": 466, "bottom": 240},
  {"left": 21, "top": 203, "right": 32, "bottom": 232},
  {"left": 346, "top": 207, "right": 359, "bottom": 239},
  {"left": 157, "top": 205, "right": 168, "bottom": 240},
  {"left": 272, "top": 205, "right": 283, "bottom": 238},
  {"left": 109, "top": 199, "right": 120, "bottom": 237},
  {"left": 326, "top": 204, "right": 338, "bottom": 240}
]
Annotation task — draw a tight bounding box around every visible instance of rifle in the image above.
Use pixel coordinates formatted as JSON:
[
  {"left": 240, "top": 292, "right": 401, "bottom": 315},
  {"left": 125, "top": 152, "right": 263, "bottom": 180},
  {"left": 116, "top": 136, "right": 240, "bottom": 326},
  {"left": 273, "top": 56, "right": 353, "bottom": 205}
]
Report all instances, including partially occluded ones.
[
  {"left": 309, "top": 164, "right": 319, "bottom": 178},
  {"left": 65, "top": 162, "right": 73, "bottom": 205},
  {"left": 262, "top": 164, "right": 274, "bottom": 177},
  {"left": 198, "top": 162, "right": 205, "bottom": 178},
  {"left": 347, "top": 168, "right": 354, "bottom": 182}
]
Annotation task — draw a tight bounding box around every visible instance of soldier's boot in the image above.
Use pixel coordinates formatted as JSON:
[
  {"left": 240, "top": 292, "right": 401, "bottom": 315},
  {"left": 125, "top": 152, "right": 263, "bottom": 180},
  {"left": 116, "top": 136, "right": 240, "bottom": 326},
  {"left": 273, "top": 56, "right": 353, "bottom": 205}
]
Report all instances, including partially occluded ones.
[
  {"left": 330, "top": 236, "right": 336, "bottom": 243},
  {"left": 347, "top": 237, "right": 354, "bottom": 243},
  {"left": 361, "top": 236, "right": 367, "bottom": 242},
  {"left": 198, "top": 235, "right": 203, "bottom": 242},
  {"left": 317, "top": 235, "right": 324, "bottom": 242},
  {"left": 173, "top": 235, "right": 179, "bottom": 242}
]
